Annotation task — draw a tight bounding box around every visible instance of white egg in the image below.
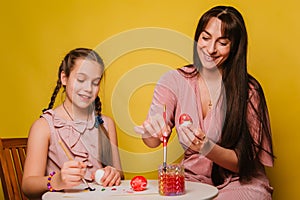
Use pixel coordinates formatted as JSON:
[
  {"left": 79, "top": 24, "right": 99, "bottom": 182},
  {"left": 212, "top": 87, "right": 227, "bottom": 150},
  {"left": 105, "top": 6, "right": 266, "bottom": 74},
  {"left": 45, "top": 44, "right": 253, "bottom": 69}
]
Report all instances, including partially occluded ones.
[
  {"left": 95, "top": 169, "right": 105, "bottom": 185},
  {"left": 181, "top": 120, "right": 192, "bottom": 127}
]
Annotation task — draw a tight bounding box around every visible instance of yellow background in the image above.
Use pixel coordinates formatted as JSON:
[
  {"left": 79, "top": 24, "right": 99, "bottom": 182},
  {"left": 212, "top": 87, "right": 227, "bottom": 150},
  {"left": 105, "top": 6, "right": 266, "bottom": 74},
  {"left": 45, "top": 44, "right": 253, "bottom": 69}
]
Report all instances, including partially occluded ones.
[{"left": 1, "top": 0, "right": 299, "bottom": 199}]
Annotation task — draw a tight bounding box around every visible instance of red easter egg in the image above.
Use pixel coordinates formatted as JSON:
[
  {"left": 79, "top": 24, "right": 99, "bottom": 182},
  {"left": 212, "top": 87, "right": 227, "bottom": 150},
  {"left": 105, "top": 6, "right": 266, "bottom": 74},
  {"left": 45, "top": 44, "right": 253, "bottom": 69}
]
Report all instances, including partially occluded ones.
[
  {"left": 130, "top": 176, "right": 147, "bottom": 191},
  {"left": 179, "top": 114, "right": 193, "bottom": 126}
]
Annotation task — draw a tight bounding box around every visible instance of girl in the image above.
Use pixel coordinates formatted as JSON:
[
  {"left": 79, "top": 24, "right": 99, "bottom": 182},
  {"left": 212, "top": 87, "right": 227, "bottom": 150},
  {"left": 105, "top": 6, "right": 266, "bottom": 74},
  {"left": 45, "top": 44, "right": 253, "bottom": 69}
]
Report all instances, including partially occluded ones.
[
  {"left": 135, "top": 6, "right": 275, "bottom": 199},
  {"left": 22, "top": 48, "right": 123, "bottom": 198}
]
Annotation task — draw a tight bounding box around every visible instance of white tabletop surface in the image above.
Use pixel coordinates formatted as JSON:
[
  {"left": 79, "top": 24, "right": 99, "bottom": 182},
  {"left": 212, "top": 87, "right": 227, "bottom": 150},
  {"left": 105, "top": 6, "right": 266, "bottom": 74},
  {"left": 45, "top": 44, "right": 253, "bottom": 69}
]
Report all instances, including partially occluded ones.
[{"left": 42, "top": 180, "right": 218, "bottom": 200}]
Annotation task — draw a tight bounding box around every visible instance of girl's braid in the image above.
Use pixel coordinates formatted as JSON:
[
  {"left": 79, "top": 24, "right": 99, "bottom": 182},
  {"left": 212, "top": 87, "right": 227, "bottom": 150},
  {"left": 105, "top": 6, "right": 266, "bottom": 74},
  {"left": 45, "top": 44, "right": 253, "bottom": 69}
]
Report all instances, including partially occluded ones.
[
  {"left": 42, "top": 63, "right": 64, "bottom": 113},
  {"left": 95, "top": 96, "right": 105, "bottom": 126},
  {"left": 95, "top": 96, "right": 102, "bottom": 117}
]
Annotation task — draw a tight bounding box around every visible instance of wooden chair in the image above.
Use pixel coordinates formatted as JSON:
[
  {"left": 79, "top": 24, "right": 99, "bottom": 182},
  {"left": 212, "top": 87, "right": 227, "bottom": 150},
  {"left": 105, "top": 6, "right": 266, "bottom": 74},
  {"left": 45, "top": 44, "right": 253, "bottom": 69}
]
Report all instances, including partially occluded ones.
[{"left": 0, "top": 138, "right": 28, "bottom": 200}]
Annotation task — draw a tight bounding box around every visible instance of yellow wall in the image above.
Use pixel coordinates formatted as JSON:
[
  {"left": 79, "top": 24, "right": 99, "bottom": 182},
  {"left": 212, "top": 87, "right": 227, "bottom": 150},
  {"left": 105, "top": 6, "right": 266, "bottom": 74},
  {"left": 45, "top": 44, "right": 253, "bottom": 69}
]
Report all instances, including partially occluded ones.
[{"left": 1, "top": 0, "right": 299, "bottom": 199}]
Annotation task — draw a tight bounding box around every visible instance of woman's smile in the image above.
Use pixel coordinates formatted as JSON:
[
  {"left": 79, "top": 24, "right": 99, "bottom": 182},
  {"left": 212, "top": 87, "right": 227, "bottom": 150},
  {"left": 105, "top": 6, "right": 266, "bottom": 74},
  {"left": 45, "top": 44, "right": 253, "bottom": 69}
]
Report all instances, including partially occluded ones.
[{"left": 197, "top": 17, "right": 231, "bottom": 69}]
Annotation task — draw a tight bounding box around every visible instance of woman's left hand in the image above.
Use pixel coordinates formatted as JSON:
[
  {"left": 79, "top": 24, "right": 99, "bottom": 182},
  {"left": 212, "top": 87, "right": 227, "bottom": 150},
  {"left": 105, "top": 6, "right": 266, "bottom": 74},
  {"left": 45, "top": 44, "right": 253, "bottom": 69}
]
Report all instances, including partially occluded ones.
[
  {"left": 178, "top": 125, "right": 207, "bottom": 155},
  {"left": 97, "top": 166, "right": 121, "bottom": 187}
]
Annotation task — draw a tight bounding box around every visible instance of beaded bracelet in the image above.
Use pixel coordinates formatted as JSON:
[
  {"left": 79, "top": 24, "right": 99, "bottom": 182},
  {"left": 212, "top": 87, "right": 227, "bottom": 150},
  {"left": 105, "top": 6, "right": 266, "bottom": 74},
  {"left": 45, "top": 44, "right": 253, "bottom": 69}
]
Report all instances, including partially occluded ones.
[{"left": 47, "top": 171, "right": 56, "bottom": 192}]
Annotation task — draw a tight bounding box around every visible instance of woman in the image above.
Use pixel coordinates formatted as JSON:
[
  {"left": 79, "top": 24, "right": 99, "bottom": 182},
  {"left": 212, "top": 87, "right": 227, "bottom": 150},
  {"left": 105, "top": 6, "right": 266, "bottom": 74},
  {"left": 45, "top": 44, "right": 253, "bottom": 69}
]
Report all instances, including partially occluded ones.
[{"left": 135, "top": 6, "right": 274, "bottom": 199}]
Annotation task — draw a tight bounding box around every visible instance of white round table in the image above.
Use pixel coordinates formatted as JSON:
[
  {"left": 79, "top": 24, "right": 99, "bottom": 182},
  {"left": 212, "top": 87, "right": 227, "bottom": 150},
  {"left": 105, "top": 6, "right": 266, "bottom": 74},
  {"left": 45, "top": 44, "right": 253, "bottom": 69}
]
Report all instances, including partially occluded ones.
[{"left": 42, "top": 180, "right": 218, "bottom": 200}]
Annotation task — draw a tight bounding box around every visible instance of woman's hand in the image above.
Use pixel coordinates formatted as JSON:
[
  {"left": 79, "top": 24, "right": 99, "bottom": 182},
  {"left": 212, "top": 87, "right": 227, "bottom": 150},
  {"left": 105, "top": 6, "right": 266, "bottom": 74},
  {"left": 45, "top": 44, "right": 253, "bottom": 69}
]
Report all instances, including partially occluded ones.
[
  {"left": 135, "top": 113, "right": 171, "bottom": 141},
  {"left": 52, "top": 160, "right": 86, "bottom": 190},
  {"left": 178, "top": 125, "right": 207, "bottom": 155},
  {"left": 99, "top": 166, "right": 121, "bottom": 187}
]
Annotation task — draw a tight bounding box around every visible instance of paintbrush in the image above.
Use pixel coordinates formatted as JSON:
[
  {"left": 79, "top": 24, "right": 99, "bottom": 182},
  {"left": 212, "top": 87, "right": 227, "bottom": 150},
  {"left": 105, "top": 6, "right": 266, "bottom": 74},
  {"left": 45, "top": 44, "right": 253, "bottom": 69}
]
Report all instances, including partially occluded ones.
[
  {"left": 58, "top": 139, "right": 95, "bottom": 191},
  {"left": 162, "top": 105, "right": 167, "bottom": 171}
]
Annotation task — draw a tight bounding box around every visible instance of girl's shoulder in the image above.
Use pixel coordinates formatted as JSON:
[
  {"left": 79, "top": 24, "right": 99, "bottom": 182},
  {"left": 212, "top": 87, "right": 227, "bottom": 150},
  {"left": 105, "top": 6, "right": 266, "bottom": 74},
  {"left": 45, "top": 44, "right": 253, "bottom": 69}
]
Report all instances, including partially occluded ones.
[
  {"left": 100, "top": 114, "right": 117, "bottom": 140},
  {"left": 28, "top": 116, "right": 51, "bottom": 139},
  {"left": 31, "top": 116, "right": 49, "bottom": 129},
  {"left": 101, "top": 114, "right": 114, "bottom": 125},
  {"left": 101, "top": 114, "right": 116, "bottom": 130}
]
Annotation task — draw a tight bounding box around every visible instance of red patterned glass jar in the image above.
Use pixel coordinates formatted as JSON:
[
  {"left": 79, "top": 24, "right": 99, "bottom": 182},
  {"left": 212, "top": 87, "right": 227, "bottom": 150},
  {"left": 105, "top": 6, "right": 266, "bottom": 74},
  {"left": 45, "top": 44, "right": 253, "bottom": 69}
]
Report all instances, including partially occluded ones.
[{"left": 158, "top": 164, "right": 185, "bottom": 196}]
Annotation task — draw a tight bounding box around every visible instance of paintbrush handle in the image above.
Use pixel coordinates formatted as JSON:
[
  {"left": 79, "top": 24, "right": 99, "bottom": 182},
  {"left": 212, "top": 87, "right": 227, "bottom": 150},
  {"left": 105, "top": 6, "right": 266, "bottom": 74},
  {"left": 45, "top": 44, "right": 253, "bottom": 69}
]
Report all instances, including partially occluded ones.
[
  {"left": 162, "top": 105, "right": 168, "bottom": 170},
  {"left": 58, "top": 139, "right": 73, "bottom": 160},
  {"left": 163, "top": 140, "right": 167, "bottom": 168}
]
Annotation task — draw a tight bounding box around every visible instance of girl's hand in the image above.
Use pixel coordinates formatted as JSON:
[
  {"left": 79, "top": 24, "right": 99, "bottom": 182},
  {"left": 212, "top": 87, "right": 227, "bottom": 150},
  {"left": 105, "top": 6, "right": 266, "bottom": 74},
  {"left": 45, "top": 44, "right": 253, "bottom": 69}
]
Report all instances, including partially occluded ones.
[
  {"left": 53, "top": 160, "right": 86, "bottom": 190},
  {"left": 99, "top": 166, "right": 121, "bottom": 187}
]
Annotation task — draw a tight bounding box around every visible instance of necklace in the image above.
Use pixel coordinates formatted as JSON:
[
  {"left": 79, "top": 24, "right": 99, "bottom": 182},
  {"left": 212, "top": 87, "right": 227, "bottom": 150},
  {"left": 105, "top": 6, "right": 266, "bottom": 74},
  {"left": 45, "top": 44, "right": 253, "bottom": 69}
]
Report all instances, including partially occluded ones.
[
  {"left": 198, "top": 75, "right": 222, "bottom": 110},
  {"left": 63, "top": 102, "right": 74, "bottom": 121},
  {"left": 208, "top": 100, "right": 213, "bottom": 108},
  {"left": 62, "top": 102, "right": 91, "bottom": 122},
  {"left": 208, "top": 84, "right": 222, "bottom": 109}
]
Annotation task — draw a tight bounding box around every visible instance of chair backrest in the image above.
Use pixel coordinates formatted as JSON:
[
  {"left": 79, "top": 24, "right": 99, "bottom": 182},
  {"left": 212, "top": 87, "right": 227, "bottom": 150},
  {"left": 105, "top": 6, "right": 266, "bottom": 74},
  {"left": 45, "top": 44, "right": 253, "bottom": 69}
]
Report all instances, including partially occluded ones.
[{"left": 0, "top": 138, "right": 28, "bottom": 200}]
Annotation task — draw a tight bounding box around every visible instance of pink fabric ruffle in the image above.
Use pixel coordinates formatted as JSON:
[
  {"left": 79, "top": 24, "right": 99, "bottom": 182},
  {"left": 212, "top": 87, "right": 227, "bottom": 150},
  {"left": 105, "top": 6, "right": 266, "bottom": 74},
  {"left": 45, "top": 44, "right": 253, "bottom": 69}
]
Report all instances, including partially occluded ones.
[{"left": 42, "top": 110, "right": 102, "bottom": 181}]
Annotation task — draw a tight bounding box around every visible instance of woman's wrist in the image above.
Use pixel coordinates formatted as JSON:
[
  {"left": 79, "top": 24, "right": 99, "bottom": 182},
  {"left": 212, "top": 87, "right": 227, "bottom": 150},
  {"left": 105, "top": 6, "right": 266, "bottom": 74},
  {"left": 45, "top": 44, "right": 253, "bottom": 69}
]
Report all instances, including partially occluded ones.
[
  {"left": 142, "top": 133, "right": 161, "bottom": 148},
  {"left": 199, "top": 138, "right": 215, "bottom": 156}
]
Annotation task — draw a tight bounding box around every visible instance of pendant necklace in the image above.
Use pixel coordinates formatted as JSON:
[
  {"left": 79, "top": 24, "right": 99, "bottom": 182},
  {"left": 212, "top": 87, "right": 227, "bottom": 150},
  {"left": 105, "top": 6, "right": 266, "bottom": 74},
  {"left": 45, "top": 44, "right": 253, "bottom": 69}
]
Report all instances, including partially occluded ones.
[
  {"left": 208, "top": 100, "right": 213, "bottom": 109},
  {"left": 208, "top": 84, "right": 222, "bottom": 110}
]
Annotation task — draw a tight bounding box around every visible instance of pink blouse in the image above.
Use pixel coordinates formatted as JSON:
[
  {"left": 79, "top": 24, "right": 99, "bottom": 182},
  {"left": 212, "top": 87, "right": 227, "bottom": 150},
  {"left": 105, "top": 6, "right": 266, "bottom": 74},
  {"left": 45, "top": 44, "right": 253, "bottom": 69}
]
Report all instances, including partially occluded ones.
[
  {"left": 148, "top": 66, "right": 273, "bottom": 191},
  {"left": 42, "top": 110, "right": 102, "bottom": 181}
]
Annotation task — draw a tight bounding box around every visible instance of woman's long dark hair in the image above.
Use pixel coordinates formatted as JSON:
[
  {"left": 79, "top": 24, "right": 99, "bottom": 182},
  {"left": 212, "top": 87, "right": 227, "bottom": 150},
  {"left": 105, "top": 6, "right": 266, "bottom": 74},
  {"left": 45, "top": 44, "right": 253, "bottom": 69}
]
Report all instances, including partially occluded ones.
[{"left": 181, "top": 6, "right": 274, "bottom": 185}]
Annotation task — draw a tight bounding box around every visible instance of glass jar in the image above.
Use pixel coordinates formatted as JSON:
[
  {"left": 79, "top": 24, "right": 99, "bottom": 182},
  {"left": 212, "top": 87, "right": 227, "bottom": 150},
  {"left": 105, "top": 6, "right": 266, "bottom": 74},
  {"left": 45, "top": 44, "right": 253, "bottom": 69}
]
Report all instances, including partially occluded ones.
[{"left": 158, "top": 164, "right": 185, "bottom": 196}]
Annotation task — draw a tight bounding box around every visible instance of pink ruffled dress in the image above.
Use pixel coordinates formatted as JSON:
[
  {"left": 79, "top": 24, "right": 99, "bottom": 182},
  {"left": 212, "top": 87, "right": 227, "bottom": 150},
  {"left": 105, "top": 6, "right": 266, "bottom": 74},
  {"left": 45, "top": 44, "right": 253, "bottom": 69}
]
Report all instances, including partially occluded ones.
[
  {"left": 42, "top": 110, "right": 102, "bottom": 181},
  {"left": 148, "top": 66, "right": 274, "bottom": 199}
]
